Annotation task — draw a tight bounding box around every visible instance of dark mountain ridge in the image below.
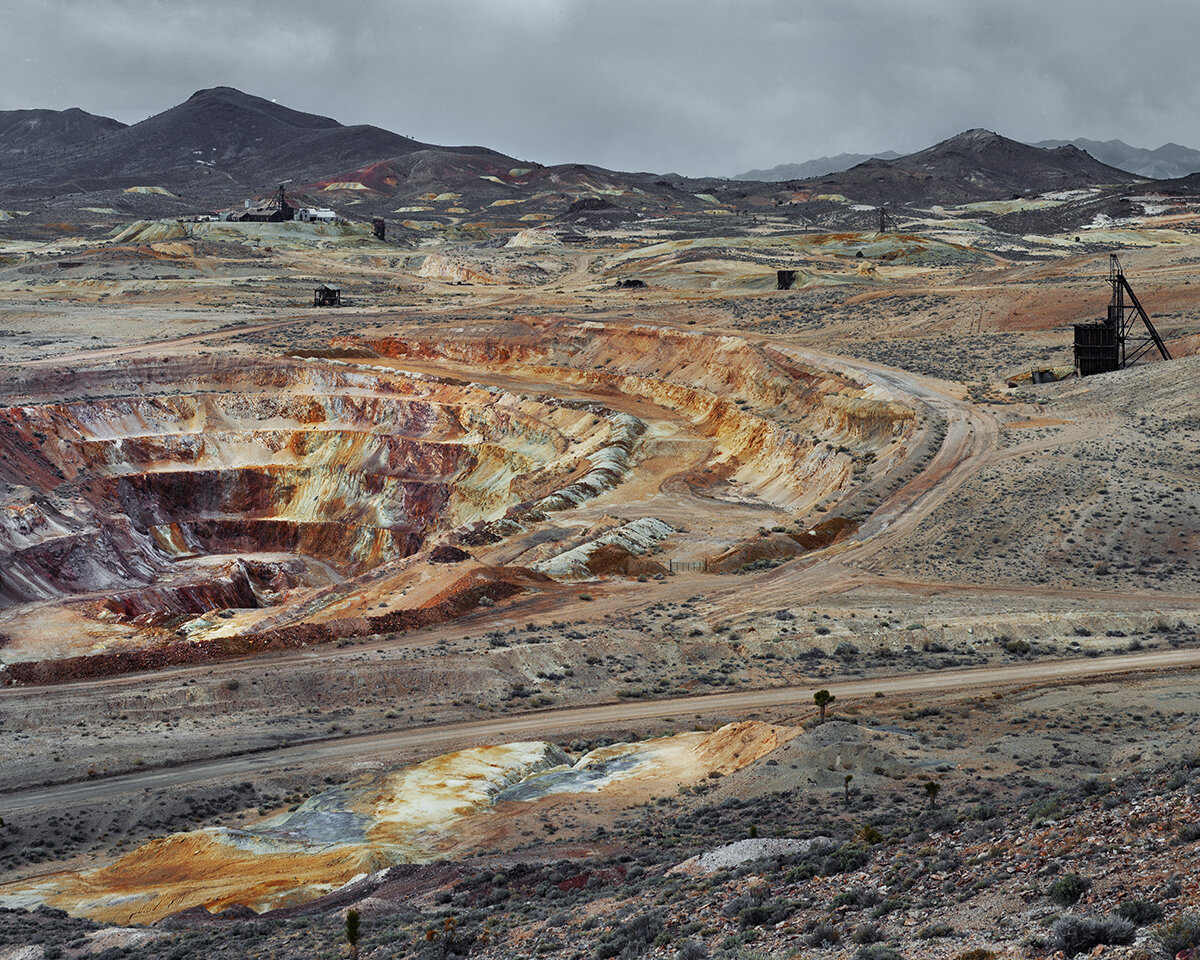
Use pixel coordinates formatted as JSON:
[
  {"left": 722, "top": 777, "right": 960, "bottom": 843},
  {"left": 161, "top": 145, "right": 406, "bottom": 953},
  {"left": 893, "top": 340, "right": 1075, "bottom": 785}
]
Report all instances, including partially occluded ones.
[
  {"left": 0, "top": 87, "right": 511, "bottom": 198},
  {"left": 0, "top": 107, "right": 126, "bottom": 155},
  {"left": 804, "top": 128, "right": 1140, "bottom": 205}
]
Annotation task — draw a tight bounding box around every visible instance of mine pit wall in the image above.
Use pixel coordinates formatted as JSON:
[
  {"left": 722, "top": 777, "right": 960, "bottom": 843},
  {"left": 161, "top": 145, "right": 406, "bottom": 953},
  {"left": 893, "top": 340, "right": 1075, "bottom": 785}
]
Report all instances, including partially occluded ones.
[
  {"left": 346, "top": 320, "right": 916, "bottom": 511},
  {"left": 0, "top": 514, "right": 166, "bottom": 608},
  {"left": 0, "top": 356, "right": 641, "bottom": 612},
  {"left": 91, "top": 558, "right": 308, "bottom": 627},
  {"left": 0, "top": 567, "right": 547, "bottom": 685}
]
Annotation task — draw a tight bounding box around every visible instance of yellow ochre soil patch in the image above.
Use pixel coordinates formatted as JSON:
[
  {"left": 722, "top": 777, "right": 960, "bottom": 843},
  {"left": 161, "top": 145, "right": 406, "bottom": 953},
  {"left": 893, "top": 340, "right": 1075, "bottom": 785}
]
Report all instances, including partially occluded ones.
[{"left": 5, "top": 722, "right": 794, "bottom": 925}]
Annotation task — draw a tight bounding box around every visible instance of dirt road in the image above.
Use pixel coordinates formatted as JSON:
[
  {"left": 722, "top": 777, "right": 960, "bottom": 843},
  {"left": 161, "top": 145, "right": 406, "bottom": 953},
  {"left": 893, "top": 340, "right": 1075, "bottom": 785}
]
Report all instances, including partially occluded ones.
[{"left": 3, "top": 647, "right": 1196, "bottom": 815}]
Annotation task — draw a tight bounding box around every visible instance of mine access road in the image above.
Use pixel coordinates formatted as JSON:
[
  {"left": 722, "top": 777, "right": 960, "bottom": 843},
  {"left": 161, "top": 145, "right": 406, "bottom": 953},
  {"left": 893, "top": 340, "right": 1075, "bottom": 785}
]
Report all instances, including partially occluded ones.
[{"left": 2, "top": 647, "right": 1197, "bottom": 815}]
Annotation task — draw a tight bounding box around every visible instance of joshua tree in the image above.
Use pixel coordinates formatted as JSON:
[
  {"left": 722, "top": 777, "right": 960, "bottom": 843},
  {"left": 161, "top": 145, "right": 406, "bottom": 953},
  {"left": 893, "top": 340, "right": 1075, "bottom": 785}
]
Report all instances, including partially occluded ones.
[
  {"left": 346, "top": 908, "right": 361, "bottom": 960},
  {"left": 844, "top": 773, "right": 853, "bottom": 807},
  {"left": 814, "top": 689, "right": 836, "bottom": 723},
  {"left": 924, "top": 781, "right": 941, "bottom": 810}
]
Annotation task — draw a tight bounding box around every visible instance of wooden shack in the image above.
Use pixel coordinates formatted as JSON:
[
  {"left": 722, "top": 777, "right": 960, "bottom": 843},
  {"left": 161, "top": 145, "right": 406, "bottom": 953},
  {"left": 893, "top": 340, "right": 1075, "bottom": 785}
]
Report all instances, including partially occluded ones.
[{"left": 313, "top": 285, "right": 341, "bottom": 307}]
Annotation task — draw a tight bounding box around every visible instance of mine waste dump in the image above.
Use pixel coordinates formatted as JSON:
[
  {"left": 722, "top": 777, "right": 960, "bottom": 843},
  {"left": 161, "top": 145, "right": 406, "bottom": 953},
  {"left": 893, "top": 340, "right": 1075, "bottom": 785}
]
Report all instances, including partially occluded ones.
[{"left": 0, "top": 322, "right": 917, "bottom": 672}]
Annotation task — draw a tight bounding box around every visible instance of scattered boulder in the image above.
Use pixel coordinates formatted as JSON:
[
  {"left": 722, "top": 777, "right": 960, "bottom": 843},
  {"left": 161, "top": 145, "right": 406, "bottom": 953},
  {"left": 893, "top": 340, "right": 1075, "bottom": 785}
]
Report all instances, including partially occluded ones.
[{"left": 672, "top": 836, "right": 832, "bottom": 874}]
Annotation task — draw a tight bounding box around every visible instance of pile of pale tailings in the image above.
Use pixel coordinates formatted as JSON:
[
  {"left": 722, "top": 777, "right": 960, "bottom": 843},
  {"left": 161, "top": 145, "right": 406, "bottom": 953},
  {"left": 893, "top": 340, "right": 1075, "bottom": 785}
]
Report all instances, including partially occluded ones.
[{"left": 0, "top": 321, "right": 915, "bottom": 675}]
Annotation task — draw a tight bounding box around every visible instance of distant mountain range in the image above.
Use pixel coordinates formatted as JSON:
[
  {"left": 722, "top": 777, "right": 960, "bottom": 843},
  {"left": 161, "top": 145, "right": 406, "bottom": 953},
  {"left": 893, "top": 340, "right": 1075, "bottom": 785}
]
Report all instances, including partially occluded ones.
[
  {"left": 738, "top": 137, "right": 1200, "bottom": 184},
  {"left": 735, "top": 152, "right": 900, "bottom": 182},
  {"left": 0, "top": 89, "right": 1185, "bottom": 240},
  {"left": 1032, "top": 138, "right": 1200, "bottom": 181},
  {"left": 793, "top": 128, "right": 1137, "bottom": 206}
]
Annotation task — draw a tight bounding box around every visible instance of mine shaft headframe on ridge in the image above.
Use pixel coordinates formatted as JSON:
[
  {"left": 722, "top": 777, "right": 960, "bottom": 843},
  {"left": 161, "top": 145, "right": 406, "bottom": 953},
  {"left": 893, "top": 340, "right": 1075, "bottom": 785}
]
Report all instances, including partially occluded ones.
[{"left": 1073, "top": 254, "right": 1172, "bottom": 377}]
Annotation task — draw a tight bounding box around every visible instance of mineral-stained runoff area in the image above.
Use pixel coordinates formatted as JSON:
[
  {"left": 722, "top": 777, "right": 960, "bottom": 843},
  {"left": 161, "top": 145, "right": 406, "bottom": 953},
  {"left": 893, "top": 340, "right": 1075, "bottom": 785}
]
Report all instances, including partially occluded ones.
[
  {"left": 5, "top": 722, "right": 791, "bottom": 924},
  {"left": 1, "top": 193, "right": 1200, "bottom": 959}
]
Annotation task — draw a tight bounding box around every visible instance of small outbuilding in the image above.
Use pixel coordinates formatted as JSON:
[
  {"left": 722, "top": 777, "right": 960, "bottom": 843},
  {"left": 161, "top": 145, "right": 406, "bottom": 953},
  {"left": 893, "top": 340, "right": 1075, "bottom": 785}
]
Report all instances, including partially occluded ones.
[
  {"left": 313, "top": 285, "right": 341, "bottom": 307},
  {"left": 296, "top": 207, "right": 339, "bottom": 223}
]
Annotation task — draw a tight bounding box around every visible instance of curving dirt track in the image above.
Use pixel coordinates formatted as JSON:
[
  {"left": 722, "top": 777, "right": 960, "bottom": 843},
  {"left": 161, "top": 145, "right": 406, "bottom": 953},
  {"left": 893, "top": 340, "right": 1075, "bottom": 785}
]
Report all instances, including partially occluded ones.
[
  {"left": 698, "top": 344, "right": 1001, "bottom": 613},
  {"left": 3, "top": 646, "right": 1197, "bottom": 816}
]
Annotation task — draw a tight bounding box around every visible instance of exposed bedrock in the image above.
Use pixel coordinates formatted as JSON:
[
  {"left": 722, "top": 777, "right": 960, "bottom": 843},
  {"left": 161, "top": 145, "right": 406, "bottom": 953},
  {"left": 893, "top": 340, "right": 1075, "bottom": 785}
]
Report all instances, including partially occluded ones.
[
  {"left": 0, "top": 356, "right": 640, "bottom": 618},
  {"left": 90, "top": 557, "right": 327, "bottom": 628}
]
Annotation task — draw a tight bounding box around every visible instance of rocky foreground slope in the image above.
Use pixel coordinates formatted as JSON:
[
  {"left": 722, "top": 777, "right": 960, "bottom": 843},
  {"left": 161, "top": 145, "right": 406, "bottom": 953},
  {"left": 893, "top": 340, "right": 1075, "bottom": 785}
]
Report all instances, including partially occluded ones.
[{"left": 2, "top": 693, "right": 1199, "bottom": 960}]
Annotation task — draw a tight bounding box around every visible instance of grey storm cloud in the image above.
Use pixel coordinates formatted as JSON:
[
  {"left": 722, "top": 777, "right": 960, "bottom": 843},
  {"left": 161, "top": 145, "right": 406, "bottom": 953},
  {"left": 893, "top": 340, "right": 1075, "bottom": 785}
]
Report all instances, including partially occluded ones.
[{"left": 3, "top": 0, "right": 1199, "bottom": 177}]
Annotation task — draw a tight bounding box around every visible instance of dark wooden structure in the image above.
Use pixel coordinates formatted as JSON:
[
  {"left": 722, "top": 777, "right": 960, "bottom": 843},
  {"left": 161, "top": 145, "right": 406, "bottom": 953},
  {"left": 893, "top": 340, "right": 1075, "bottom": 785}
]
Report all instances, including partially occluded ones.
[
  {"left": 1074, "top": 254, "right": 1171, "bottom": 377},
  {"left": 372, "top": 217, "right": 386, "bottom": 241},
  {"left": 1073, "top": 321, "right": 1119, "bottom": 376},
  {"left": 777, "top": 270, "right": 797, "bottom": 290},
  {"left": 313, "top": 285, "right": 341, "bottom": 307}
]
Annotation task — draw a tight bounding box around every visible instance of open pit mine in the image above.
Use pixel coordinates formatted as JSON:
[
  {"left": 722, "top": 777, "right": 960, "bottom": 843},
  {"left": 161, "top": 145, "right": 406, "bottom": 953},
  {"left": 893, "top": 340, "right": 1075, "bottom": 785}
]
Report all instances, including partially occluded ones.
[
  {"left": 2, "top": 87, "right": 1200, "bottom": 960},
  {"left": 0, "top": 320, "right": 915, "bottom": 678}
]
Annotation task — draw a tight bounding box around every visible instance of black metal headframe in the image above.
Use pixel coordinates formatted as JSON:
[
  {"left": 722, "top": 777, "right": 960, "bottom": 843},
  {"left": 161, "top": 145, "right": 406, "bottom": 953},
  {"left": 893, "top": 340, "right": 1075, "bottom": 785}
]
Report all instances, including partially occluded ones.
[{"left": 1109, "top": 254, "right": 1171, "bottom": 368}]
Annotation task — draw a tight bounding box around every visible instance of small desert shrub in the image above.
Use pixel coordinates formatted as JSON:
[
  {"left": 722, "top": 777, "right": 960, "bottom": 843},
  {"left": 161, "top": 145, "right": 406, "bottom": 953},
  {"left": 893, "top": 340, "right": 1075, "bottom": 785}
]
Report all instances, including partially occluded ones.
[
  {"left": 919, "top": 922, "right": 954, "bottom": 939},
  {"left": 968, "top": 802, "right": 997, "bottom": 821},
  {"left": 1003, "top": 638, "right": 1031, "bottom": 655},
  {"left": 592, "top": 911, "right": 663, "bottom": 959},
  {"left": 738, "top": 898, "right": 796, "bottom": 929},
  {"left": 1077, "top": 777, "right": 1111, "bottom": 798},
  {"left": 805, "top": 922, "right": 840, "bottom": 947},
  {"left": 1028, "top": 796, "right": 1063, "bottom": 825},
  {"left": 1053, "top": 915, "right": 1134, "bottom": 957},
  {"left": 1154, "top": 914, "right": 1200, "bottom": 958},
  {"left": 851, "top": 923, "right": 884, "bottom": 945},
  {"left": 1177, "top": 823, "right": 1200, "bottom": 844},
  {"left": 1114, "top": 899, "right": 1163, "bottom": 926},
  {"left": 1048, "top": 873, "right": 1090, "bottom": 906},
  {"left": 675, "top": 941, "right": 709, "bottom": 960},
  {"left": 854, "top": 946, "right": 903, "bottom": 960},
  {"left": 955, "top": 951, "right": 996, "bottom": 960},
  {"left": 833, "top": 887, "right": 882, "bottom": 909},
  {"left": 856, "top": 824, "right": 884, "bottom": 845}
]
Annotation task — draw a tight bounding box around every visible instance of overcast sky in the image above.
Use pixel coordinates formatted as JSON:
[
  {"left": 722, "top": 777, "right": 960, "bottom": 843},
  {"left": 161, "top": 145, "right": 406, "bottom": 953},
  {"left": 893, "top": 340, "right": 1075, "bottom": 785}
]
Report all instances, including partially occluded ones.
[{"left": 4, "top": 0, "right": 1199, "bottom": 177}]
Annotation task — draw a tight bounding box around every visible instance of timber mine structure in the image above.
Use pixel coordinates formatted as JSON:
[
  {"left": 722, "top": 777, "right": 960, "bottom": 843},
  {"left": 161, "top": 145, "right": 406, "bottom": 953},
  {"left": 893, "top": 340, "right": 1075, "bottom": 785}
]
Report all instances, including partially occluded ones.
[{"left": 1074, "top": 254, "right": 1171, "bottom": 376}]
